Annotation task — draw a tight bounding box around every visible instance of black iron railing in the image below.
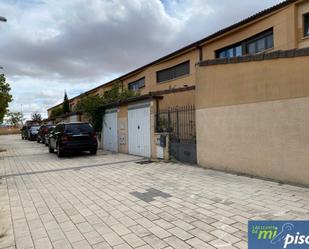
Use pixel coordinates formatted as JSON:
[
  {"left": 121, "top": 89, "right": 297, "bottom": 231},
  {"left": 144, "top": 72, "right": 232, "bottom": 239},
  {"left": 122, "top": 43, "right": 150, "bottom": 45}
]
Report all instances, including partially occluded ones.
[{"left": 155, "top": 105, "right": 196, "bottom": 140}]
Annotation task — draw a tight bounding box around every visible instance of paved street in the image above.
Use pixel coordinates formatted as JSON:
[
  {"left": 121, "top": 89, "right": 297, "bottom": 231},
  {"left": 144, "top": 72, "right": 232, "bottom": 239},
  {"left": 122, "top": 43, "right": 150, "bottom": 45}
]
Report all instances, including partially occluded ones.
[{"left": 0, "top": 135, "right": 308, "bottom": 249}]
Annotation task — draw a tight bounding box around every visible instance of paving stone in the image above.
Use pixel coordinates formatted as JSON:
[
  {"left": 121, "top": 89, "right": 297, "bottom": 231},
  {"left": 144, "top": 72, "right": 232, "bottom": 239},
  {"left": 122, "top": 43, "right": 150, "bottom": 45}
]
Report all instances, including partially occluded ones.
[
  {"left": 111, "top": 223, "right": 131, "bottom": 236},
  {"left": 189, "top": 228, "right": 216, "bottom": 242},
  {"left": 30, "top": 227, "right": 48, "bottom": 240},
  {"left": 83, "top": 230, "right": 104, "bottom": 245},
  {"left": 33, "top": 237, "right": 53, "bottom": 249},
  {"left": 129, "top": 225, "right": 152, "bottom": 238},
  {"left": 209, "top": 239, "right": 236, "bottom": 249},
  {"left": 164, "top": 236, "right": 192, "bottom": 249},
  {"left": 210, "top": 230, "right": 241, "bottom": 244},
  {"left": 122, "top": 233, "right": 146, "bottom": 248},
  {"left": 172, "top": 220, "right": 195, "bottom": 231},
  {"left": 72, "top": 239, "right": 92, "bottom": 249},
  {"left": 65, "top": 229, "right": 84, "bottom": 243},
  {"left": 102, "top": 232, "right": 124, "bottom": 247},
  {"left": 148, "top": 225, "right": 171, "bottom": 239},
  {"left": 168, "top": 227, "right": 193, "bottom": 240},
  {"left": 92, "top": 241, "right": 112, "bottom": 249},
  {"left": 153, "top": 219, "right": 175, "bottom": 230},
  {"left": 113, "top": 243, "right": 133, "bottom": 249},
  {"left": 142, "top": 234, "right": 168, "bottom": 249},
  {"left": 76, "top": 222, "right": 94, "bottom": 234},
  {"left": 186, "top": 237, "right": 216, "bottom": 249},
  {"left": 53, "top": 239, "right": 73, "bottom": 249}
]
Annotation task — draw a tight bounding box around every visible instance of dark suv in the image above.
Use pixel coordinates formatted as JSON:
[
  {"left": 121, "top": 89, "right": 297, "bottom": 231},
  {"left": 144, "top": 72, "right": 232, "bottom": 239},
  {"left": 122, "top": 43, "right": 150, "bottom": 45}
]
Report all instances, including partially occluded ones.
[{"left": 49, "top": 122, "right": 98, "bottom": 157}]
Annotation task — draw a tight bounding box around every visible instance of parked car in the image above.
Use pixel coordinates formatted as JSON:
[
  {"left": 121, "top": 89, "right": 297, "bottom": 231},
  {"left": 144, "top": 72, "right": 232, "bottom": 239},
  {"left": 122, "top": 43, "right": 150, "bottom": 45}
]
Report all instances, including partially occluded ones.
[
  {"left": 27, "top": 125, "right": 40, "bottom": 141},
  {"left": 21, "top": 125, "right": 29, "bottom": 140},
  {"left": 37, "top": 125, "right": 54, "bottom": 144},
  {"left": 44, "top": 126, "right": 55, "bottom": 146},
  {"left": 49, "top": 122, "right": 98, "bottom": 157}
]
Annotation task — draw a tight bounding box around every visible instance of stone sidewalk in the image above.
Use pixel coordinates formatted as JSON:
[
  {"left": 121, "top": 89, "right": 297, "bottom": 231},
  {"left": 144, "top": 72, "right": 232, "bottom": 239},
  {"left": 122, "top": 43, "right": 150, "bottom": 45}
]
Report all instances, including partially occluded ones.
[{"left": 0, "top": 135, "right": 308, "bottom": 249}]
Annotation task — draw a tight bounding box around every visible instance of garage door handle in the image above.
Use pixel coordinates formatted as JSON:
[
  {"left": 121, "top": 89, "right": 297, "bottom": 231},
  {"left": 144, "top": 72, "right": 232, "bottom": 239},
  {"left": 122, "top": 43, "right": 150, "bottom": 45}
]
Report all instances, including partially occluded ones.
[{"left": 138, "top": 125, "right": 140, "bottom": 130}]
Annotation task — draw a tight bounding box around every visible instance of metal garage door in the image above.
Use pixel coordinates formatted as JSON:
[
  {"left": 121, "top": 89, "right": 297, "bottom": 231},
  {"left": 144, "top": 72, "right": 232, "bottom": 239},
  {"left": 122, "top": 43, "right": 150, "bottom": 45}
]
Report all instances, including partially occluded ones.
[
  {"left": 128, "top": 102, "right": 151, "bottom": 158},
  {"left": 103, "top": 108, "right": 118, "bottom": 152}
]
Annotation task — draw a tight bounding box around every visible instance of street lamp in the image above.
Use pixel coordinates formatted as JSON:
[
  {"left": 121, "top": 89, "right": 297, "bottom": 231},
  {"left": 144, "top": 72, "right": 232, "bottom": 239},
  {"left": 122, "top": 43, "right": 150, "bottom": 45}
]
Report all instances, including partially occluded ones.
[{"left": 0, "top": 16, "right": 7, "bottom": 22}]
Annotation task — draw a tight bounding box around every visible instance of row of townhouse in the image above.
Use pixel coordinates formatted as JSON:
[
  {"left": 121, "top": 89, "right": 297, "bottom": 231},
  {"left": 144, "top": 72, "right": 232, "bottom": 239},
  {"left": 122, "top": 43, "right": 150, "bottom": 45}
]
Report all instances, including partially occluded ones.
[{"left": 48, "top": 0, "right": 309, "bottom": 186}]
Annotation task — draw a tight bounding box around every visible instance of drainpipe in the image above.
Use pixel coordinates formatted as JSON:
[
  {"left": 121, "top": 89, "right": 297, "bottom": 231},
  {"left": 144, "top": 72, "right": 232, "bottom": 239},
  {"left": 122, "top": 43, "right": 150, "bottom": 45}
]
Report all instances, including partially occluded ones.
[{"left": 198, "top": 46, "right": 203, "bottom": 62}]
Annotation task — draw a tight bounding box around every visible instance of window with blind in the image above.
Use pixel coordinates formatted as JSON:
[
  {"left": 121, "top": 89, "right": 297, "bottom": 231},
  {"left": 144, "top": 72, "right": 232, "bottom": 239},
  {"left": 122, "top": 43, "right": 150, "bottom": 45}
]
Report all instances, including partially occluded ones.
[
  {"left": 128, "top": 77, "right": 145, "bottom": 91},
  {"left": 156, "top": 61, "right": 190, "bottom": 83}
]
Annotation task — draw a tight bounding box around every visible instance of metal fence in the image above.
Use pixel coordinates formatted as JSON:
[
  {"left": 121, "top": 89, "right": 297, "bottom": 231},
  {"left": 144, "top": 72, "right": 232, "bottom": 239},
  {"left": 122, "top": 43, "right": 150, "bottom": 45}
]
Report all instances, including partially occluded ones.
[
  {"left": 156, "top": 105, "right": 196, "bottom": 164},
  {"left": 155, "top": 105, "right": 196, "bottom": 140}
]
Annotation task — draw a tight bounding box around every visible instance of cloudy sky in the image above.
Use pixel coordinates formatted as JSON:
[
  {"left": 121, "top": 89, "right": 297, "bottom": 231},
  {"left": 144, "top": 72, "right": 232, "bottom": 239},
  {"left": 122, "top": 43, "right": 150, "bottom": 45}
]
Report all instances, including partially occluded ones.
[{"left": 0, "top": 0, "right": 282, "bottom": 119}]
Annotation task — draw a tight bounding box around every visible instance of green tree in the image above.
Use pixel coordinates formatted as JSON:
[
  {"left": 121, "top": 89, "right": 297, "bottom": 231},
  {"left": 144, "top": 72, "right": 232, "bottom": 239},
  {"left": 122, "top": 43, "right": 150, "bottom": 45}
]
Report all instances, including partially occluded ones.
[
  {"left": 63, "top": 91, "right": 70, "bottom": 114},
  {"left": 74, "top": 95, "right": 105, "bottom": 131},
  {"left": 6, "top": 111, "right": 24, "bottom": 126},
  {"left": 50, "top": 106, "right": 64, "bottom": 119},
  {"left": 74, "top": 82, "right": 138, "bottom": 131},
  {"left": 0, "top": 74, "right": 13, "bottom": 122},
  {"left": 31, "top": 112, "right": 42, "bottom": 122}
]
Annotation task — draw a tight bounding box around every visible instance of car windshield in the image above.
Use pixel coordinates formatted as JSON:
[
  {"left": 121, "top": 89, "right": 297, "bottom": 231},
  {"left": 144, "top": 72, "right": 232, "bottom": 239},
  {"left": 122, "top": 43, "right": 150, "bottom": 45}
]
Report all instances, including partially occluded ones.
[
  {"left": 31, "top": 126, "right": 40, "bottom": 131},
  {"left": 65, "top": 124, "right": 93, "bottom": 134}
]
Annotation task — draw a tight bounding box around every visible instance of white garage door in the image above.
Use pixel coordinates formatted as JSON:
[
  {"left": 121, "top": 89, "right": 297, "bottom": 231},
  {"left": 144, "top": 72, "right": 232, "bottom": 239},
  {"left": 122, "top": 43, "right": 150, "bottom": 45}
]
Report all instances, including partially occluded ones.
[
  {"left": 128, "top": 102, "right": 151, "bottom": 158},
  {"left": 103, "top": 109, "right": 118, "bottom": 152}
]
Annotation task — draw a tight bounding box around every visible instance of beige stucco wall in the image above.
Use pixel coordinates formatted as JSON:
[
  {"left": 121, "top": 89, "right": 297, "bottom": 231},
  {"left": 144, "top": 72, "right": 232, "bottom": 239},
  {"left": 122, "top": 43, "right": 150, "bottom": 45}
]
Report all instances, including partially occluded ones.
[
  {"left": 158, "top": 89, "right": 195, "bottom": 110},
  {"left": 118, "top": 105, "right": 128, "bottom": 154},
  {"left": 196, "top": 56, "right": 309, "bottom": 109},
  {"left": 196, "top": 97, "right": 309, "bottom": 185},
  {"left": 122, "top": 49, "right": 198, "bottom": 94},
  {"left": 196, "top": 55, "right": 309, "bottom": 185}
]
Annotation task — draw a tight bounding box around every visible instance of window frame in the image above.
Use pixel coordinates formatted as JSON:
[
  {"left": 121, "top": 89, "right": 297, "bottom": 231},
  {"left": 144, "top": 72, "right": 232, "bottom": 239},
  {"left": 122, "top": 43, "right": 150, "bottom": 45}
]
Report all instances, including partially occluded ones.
[
  {"left": 215, "top": 28, "right": 274, "bottom": 58},
  {"left": 156, "top": 61, "right": 190, "bottom": 84},
  {"left": 244, "top": 29, "right": 274, "bottom": 54},
  {"left": 128, "top": 77, "right": 145, "bottom": 91},
  {"left": 216, "top": 43, "right": 242, "bottom": 58},
  {"left": 304, "top": 13, "right": 309, "bottom": 38}
]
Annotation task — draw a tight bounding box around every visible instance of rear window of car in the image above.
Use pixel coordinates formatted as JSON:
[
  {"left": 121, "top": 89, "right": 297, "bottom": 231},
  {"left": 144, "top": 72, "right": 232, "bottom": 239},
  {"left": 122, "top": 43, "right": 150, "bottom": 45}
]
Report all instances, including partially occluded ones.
[{"left": 65, "top": 124, "right": 93, "bottom": 134}]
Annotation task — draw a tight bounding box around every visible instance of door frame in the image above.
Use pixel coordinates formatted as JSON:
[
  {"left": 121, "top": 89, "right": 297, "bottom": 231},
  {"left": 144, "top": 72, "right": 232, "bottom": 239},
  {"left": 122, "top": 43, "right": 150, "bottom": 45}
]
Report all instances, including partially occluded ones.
[
  {"left": 128, "top": 101, "right": 151, "bottom": 158},
  {"left": 102, "top": 108, "right": 118, "bottom": 152}
]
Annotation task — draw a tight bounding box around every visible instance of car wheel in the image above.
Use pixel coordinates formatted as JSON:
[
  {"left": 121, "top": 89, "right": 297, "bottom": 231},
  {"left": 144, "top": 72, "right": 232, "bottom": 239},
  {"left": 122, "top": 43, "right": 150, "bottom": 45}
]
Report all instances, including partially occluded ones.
[
  {"left": 37, "top": 139, "right": 40, "bottom": 143},
  {"left": 57, "top": 144, "right": 64, "bottom": 158},
  {"left": 49, "top": 144, "right": 54, "bottom": 153},
  {"left": 90, "top": 149, "right": 97, "bottom": 155}
]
